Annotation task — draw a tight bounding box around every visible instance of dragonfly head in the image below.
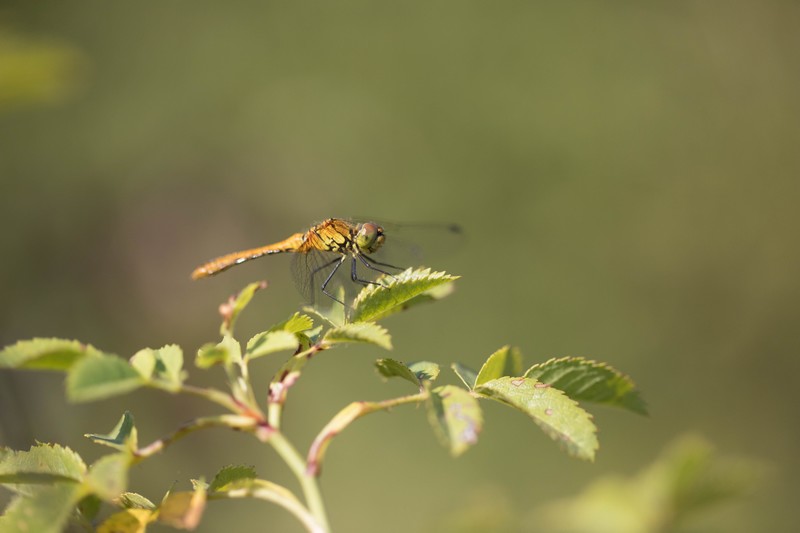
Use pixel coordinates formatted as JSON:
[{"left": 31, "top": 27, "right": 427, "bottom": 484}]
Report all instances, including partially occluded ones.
[{"left": 355, "top": 222, "right": 386, "bottom": 254}]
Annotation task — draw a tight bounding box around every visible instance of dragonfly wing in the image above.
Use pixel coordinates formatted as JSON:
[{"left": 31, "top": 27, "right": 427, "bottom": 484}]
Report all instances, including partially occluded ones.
[
  {"left": 362, "top": 221, "right": 465, "bottom": 270},
  {"left": 292, "top": 249, "right": 347, "bottom": 305}
]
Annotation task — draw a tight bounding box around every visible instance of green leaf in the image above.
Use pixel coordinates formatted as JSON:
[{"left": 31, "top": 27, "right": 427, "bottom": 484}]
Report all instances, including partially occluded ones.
[
  {"left": 152, "top": 344, "right": 184, "bottom": 390},
  {"left": 129, "top": 345, "right": 185, "bottom": 390},
  {"left": 0, "top": 484, "right": 85, "bottom": 533},
  {"left": 119, "top": 492, "right": 157, "bottom": 510},
  {"left": 524, "top": 357, "right": 648, "bottom": 415},
  {"left": 324, "top": 322, "right": 392, "bottom": 350},
  {"left": 531, "top": 434, "right": 764, "bottom": 533},
  {"left": 408, "top": 361, "right": 440, "bottom": 382},
  {"left": 157, "top": 485, "right": 207, "bottom": 530},
  {"left": 475, "top": 345, "right": 523, "bottom": 387},
  {"left": 219, "top": 281, "right": 268, "bottom": 336},
  {"left": 0, "top": 338, "right": 103, "bottom": 370},
  {"left": 66, "top": 354, "right": 143, "bottom": 403},
  {"left": 85, "top": 411, "right": 138, "bottom": 452},
  {"left": 245, "top": 330, "right": 300, "bottom": 361},
  {"left": 427, "top": 385, "right": 483, "bottom": 457},
  {"left": 85, "top": 453, "right": 130, "bottom": 501},
  {"left": 209, "top": 465, "right": 257, "bottom": 492},
  {"left": 97, "top": 508, "right": 153, "bottom": 533},
  {"left": 196, "top": 334, "right": 241, "bottom": 369},
  {"left": 0, "top": 30, "right": 85, "bottom": 113},
  {"left": 475, "top": 377, "right": 598, "bottom": 461},
  {"left": 350, "top": 267, "right": 459, "bottom": 322},
  {"left": 451, "top": 362, "right": 479, "bottom": 390},
  {"left": 270, "top": 312, "right": 314, "bottom": 334},
  {"left": 375, "top": 359, "right": 440, "bottom": 386},
  {"left": 77, "top": 494, "right": 103, "bottom": 522},
  {"left": 0, "top": 443, "right": 86, "bottom": 484},
  {"left": 129, "top": 349, "right": 156, "bottom": 379},
  {"left": 662, "top": 436, "right": 764, "bottom": 518},
  {"left": 375, "top": 358, "right": 419, "bottom": 385}
]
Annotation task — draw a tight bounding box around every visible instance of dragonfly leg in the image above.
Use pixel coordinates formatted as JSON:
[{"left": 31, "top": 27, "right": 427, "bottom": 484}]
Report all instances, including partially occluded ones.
[
  {"left": 360, "top": 254, "right": 404, "bottom": 271},
  {"left": 357, "top": 254, "right": 399, "bottom": 284},
  {"left": 310, "top": 256, "right": 344, "bottom": 289},
  {"left": 351, "top": 254, "right": 394, "bottom": 288},
  {"left": 320, "top": 255, "right": 347, "bottom": 305}
]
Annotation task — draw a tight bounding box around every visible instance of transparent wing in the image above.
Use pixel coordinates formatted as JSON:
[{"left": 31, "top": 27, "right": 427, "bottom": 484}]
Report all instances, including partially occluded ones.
[
  {"left": 364, "top": 220, "right": 465, "bottom": 270},
  {"left": 291, "top": 219, "right": 463, "bottom": 307},
  {"left": 291, "top": 249, "right": 344, "bottom": 306}
]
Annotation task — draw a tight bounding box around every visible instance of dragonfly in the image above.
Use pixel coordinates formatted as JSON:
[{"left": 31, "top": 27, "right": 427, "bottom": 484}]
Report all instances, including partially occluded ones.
[{"left": 191, "top": 218, "right": 403, "bottom": 304}]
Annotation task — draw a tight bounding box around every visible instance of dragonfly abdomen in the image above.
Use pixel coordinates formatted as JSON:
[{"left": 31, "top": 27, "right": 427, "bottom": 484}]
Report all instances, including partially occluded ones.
[{"left": 191, "top": 232, "right": 305, "bottom": 279}]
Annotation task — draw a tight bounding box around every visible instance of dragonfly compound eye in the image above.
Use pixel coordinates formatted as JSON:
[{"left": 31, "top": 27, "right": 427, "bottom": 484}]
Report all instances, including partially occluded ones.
[{"left": 356, "top": 223, "right": 385, "bottom": 253}]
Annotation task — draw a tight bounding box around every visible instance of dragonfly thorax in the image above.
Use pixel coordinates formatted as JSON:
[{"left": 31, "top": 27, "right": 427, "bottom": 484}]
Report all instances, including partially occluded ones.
[{"left": 354, "top": 222, "right": 386, "bottom": 254}]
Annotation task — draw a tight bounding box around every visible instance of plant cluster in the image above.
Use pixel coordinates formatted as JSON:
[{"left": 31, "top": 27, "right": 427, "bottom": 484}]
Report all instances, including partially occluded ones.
[{"left": 0, "top": 268, "right": 645, "bottom": 532}]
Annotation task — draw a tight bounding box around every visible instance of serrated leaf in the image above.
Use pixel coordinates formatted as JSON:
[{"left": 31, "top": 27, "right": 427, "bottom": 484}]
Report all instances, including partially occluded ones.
[
  {"left": 0, "top": 338, "right": 104, "bottom": 370},
  {"left": 130, "top": 345, "right": 184, "bottom": 390},
  {"left": 85, "top": 411, "right": 138, "bottom": 452},
  {"left": 324, "top": 322, "right": 392, "bottom": 350},
  {"left": 270, "top": 312, "right": 314, "bottom": 334},
  {"left": 66, "top": 354, "right": 143, "bottom": 403},
  {"left": 375, "top": 358, "right": 419, "bottom": 385},
  {"left": 475, "top": 377, "right": 598, "bottom": 461},
  {"left": 97, "top": 508, "right": 154, "bottom": 533},
  {"left": 157, "top": 486, "right": 206, "bottom": 530},
  {"left": 209, "top": 465, "right": 257, "bottom": 492},
  {"left": 350, "top": 267, "right": 459, "bottom": 322},
  {"left": 525, "top": 357, "right": 648, "bottom": 415},
  {"left": 85, "top": 453, "right": 130, "bottom": 501},
  {"left": 0, "top": 443, "right": 86, "bottom": 484},
  {"left": 427, "top": 385, "right": 483, "bottom": 457},
  {"left": 118, "top": 492, "right": 157, "bottom": 510},
  {"left": 245, "top": 330, "right": 300, "bottom": 360},
  {"left": 219, "top": 281, "right": 268, "bottom": 336},
  {"left": 129, "top": 349, "right": 156, "bottom": 379},
  {"left": 408, "top": 361, "right": 440, "bottom": 382},
  {"left": 451, "top": 362, "right": 479, "bottom": 390},
  {"left": 195, "top": 335, "right": 241, "bottom": 369},
  {"left": 0, "top": 484, "right": 84, "bottom": 533},
  {"left": 475, "top": 346, "right": 523, "bottom": 387},
  {"left": 153, "top": 344, "right": 184, "bottom": 389},
  {"left": 375, "top": 359, "right": 439, "bottom": 386}
]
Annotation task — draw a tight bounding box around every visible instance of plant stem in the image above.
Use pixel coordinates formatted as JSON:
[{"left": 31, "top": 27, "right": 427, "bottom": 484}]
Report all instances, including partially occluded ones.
[
  {"left": 306, "top": 392, "right": 428, "bottom": 477},
  {"left": 178, "top": 383, "right": 242, "bottom": 412},
  {"left": 135, "top": 414, "right": 256, "bottom": 459},
  {"left": 209, "top": 483, "right": 324, "bottom": 533},
  {"left": 268, "top": 430, "right": 330, "bottom": 532}
]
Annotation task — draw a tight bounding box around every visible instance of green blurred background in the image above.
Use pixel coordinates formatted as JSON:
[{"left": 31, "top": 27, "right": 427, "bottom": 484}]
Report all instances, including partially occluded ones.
[{"left": 1, "top": 1, "right": 798, "bottom": 531}]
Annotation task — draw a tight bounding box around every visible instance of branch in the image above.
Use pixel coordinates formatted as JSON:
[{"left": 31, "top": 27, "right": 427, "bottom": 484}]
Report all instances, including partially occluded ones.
[
  {"left": 307, "top": 393, "right": 427, "bottom": 477},
  {"left": 134, "top": 415, "right": 258, "bottom": 459}
]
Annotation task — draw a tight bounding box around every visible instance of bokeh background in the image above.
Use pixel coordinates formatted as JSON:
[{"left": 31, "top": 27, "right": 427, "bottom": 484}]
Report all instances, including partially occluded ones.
[{"left": 1, "top": 1, "right": 798, "bottom": 531}]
